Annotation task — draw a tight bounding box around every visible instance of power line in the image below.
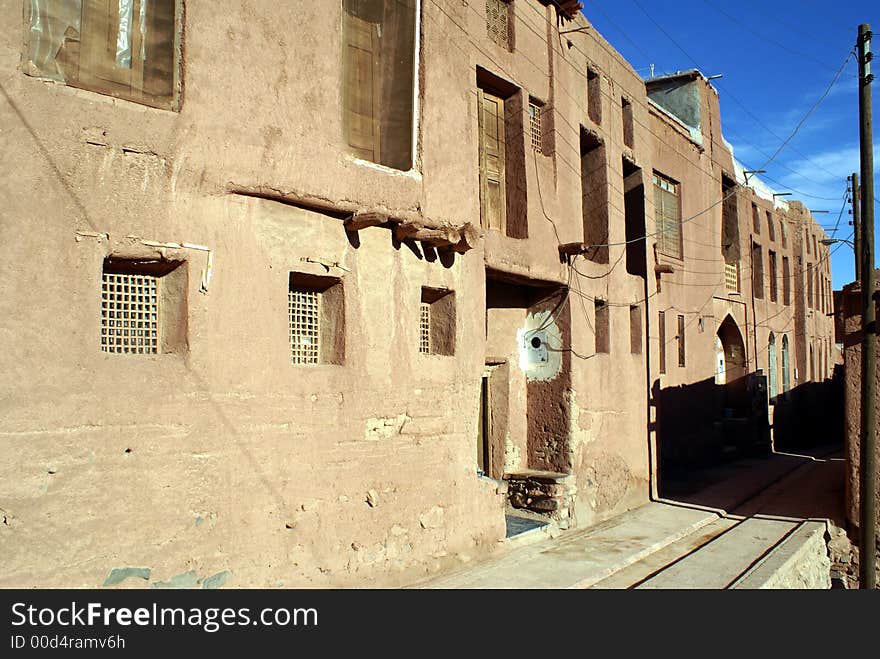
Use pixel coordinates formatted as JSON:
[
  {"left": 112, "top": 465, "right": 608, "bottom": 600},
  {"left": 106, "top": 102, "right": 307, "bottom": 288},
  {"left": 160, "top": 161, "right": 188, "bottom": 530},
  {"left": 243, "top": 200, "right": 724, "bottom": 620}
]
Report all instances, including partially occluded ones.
[
  {"left": 625, "top": 0, "right": 853, "bottom": 181},
  {"left": 435, "top": 0, "right": 851, "bottom": 208},
  {"left": 700, "top": 0, "right": 858, "bottom": 76},
  {"left": 424, "top": 0, "right": 844, "bottom": 268}
]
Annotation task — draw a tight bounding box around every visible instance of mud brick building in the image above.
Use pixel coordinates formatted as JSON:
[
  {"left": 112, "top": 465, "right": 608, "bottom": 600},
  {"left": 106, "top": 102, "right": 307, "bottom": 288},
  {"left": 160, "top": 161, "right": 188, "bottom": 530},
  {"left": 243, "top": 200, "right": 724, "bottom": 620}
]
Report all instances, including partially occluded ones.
[{"left": 0, "top": 1, "right": 837, "bottom": 587}]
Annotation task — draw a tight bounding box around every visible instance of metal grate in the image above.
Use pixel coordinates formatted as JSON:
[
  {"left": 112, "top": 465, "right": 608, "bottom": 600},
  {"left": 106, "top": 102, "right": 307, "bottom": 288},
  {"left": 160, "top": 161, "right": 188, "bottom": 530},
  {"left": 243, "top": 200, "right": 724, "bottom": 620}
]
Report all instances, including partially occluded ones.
[
  {"left": 419, "top": 302, "right": 431, "bottom": 354},
  {"left": 289, "top": 289, "right": 321, "bottom": 365},
  {"left": 724, "top": 261, "right": 739, "bottom": 292},
  {"left": 486, "top": 0, "right": 509, "bottom": 48},
  {"left": 101, "top": 272, "right": 159, "bottom": 354},
  {"left": 529, "top": 102, "right": 542, "bottom": 152}
]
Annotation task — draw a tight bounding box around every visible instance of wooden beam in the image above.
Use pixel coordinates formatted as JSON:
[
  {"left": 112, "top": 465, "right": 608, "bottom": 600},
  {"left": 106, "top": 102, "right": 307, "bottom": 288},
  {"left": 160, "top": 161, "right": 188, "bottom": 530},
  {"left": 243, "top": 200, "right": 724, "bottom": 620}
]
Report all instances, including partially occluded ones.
[
  {"left": 558, "top": 242, "right": 587, "bottom": 255},
  {"left": 393, "top": 221, "right": 423, "bottom": 242},
  {"left": 344, "top": 211, "right": 387, "bottom": 231},
  {"left": 411, "top": 227, "right": 458, "bottom": 247},
  {"left": 450, "top": 222, "right": 481, "bottom": 253}
]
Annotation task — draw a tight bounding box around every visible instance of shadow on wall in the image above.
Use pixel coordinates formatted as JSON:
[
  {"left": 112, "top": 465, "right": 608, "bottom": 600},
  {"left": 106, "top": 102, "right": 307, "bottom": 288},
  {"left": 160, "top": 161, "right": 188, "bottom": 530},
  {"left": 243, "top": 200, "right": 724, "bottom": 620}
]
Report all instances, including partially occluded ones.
[
  {"left": 773, "top": 365, "right": 844, "bottom": 453},
  {"left": 653, "top": 368, "right": 843, "bottom": 496},
  {"left": 653, "top": 375, "right": 761, "bottom": 484}
]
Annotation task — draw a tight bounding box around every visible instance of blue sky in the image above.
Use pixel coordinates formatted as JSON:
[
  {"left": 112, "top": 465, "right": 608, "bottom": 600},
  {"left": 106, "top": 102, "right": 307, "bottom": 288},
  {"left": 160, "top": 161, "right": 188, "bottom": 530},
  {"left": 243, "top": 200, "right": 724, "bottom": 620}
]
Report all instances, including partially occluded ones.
[{"left": 580, "top": 0, "right": 879, "bottom": 289}]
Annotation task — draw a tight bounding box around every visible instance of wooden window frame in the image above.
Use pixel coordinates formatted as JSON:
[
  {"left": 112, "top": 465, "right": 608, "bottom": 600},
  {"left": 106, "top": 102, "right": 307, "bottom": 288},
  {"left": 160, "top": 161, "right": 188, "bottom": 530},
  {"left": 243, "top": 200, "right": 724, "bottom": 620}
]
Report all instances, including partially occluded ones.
[
  {"left": 769, "top": 250, "right": 778, "bottom": 302},
  {"left": 477, "top": 88, "right": 508, "bottom": 234},
  {"left": 752, "top": 242, "right": 764, "bottom": 300},
  {"left": 25, "top": 0, "right": 182, "bottom": 111},
  {"left": 653, "top": 172, "right": 682, "bottom": 260},
  {"left": 342, "top": 0, "right": 419, "bottom": 172}
]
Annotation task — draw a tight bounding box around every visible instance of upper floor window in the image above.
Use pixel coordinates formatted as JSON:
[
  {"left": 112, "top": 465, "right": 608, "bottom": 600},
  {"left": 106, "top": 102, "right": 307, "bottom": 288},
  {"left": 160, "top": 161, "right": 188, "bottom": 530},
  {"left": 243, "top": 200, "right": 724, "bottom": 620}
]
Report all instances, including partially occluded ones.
[
  {"left": 476, "top": 70, "right": 527, "bottom": 239},
  {"left": 653, "top": 172, "right": 682, "bottom": 259},
  {"left": 621, "top": 97, "right": 634, "bottom": 148},
  {"left": 528, "top": 99, "right": 543, "bottom": 152},
  {"left": 24, "top": 0, "right": 180, "bottom": 110},
  {"left": 486, "top": 0, "right": 513, "bottom": 50},
  {"left": 342, "top": 0, "right": 417, "bottom": 171},
  {"left": 587, "top": 67, "right": 601, "bottom": 124}
]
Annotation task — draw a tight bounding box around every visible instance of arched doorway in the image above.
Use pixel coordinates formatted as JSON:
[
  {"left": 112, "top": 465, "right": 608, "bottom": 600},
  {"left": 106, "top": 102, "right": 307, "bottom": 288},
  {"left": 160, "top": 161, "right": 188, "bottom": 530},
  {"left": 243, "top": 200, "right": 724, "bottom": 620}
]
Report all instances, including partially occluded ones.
[
  {"left": 781, "top": 335, "right": 790, "bottom": 394},
  {"left": 717, "top": 315, "right": 747, "bottom": 410},
  {"left": 768, "top": 333, "right": 777, "bottom": 399}
]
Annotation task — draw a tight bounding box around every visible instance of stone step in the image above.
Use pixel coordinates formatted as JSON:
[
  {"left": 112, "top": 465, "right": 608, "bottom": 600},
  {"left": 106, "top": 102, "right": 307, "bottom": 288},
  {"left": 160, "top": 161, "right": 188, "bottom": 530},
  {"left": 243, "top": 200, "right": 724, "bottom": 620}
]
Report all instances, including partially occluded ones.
[
  {"left": 731, "top": 521, "right": 830, "bottom": 589},
  {"left": 635, "top": 517, "right": 799, "bottom": 589},
  {"left": 590, "top": 516, "right": 739, "bottom": 589}
]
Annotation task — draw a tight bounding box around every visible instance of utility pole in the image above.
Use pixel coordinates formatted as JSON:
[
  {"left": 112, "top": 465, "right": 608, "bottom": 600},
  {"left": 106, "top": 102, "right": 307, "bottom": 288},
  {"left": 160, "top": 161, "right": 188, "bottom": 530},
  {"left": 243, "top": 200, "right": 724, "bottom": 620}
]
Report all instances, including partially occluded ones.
[
  {"left": 857, "top": 23, "right": 876, "bottom": 590},
  {"left": 852, "top": 172, "right": 861, "bottom": 281}
]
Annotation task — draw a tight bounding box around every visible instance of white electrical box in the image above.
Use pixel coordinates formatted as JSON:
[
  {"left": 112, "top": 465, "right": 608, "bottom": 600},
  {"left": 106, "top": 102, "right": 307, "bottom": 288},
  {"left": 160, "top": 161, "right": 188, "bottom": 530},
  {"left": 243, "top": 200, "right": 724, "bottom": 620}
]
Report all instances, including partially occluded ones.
[{"left": 523, "top": 330, "right": 549, "bottom": 365}]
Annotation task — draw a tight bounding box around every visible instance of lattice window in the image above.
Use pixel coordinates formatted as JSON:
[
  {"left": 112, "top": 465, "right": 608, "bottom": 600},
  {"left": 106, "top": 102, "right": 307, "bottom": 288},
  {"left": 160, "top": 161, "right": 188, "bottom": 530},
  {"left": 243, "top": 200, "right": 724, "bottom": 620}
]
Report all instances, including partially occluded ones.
[
  {"left": 101, "top": 273, "right": 159, "bottom": 354},
  {"left": 529, "top": 102, "right": 542, "bottom": 152},
  {"left": 289, "top": 289, "right": 321, "bottom": 365},
  {"left": 486, "top": 0, "right": 510, "bottom": 49},
  {"left": 420, "top": 287, "right": 455, "bottom": 355},
  {"left": 419, "top": 302, "right": 431, "bottom": 354},
  {"left": 724, "top": 261, "right": 739, "bottom": 292}
]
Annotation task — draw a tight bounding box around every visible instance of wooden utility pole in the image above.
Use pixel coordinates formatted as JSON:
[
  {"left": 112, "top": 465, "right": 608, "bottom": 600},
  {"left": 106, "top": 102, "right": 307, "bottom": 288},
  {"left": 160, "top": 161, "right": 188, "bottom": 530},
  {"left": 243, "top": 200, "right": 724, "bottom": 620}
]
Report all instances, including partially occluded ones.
[
  {"left": 852, "top": 172, "right": 861, "bottom": 281},
  {"left": 857, "top": 23, "right": 876, "bottom": 590}
]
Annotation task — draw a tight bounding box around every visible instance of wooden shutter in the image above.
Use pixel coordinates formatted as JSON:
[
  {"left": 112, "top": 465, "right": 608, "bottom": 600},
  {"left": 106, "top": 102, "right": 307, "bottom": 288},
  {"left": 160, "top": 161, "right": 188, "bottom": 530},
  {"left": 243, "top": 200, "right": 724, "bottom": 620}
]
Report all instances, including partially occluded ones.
[
  {"left": 654, "top": 178, "right": 681, "bottom": 259},
  {"left": 142, "top": 0, "right": 176, "bottom": 102},
  {"left": 79, "top": 0, "right": 137, "bottom": 94},
  {"left": 663, "top": 188, "right": 681, "bottom": 258},
  {"left": 478, "top": 89, "right": 507, "bottom": 232},
  {"left": 344, "top": 13, "right": 381, "bottom": 162}
]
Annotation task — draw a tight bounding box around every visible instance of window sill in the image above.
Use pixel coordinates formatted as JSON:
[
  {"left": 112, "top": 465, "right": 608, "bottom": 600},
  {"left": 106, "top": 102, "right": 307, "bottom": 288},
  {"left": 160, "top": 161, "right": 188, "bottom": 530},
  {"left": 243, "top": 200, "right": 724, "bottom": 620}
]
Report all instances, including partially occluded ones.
[
  {"left": 28, "top": 75, "right": 179, "bottom": 113},
  {"left": 346, "top": 155, "right": 422, "bottom": 181},
  {"left": 657, "top": 252, "right": 684, "bottom": 263}
]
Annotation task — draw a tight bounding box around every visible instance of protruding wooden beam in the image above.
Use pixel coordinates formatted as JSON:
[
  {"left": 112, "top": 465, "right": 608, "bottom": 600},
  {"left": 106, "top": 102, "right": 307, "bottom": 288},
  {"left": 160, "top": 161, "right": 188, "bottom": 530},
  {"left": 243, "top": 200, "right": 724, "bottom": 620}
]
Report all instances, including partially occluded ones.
[
  {"left": 450, "top": 222, "right": 482, "bottom": 253},
  {"left": 558, "top": 242, "right": 587, "bottom": 256},
  {"left": 411, "top": 227, "right": 458, "bottom": 247},
  {"left": 344, "top": 211, "right": 388, "bottom": 231},
  {"left": 655, "top": 263, "right": 675, "bottom": 274},
  {"left": 393, "top": 221, "right": 423, "bottom": 242}
]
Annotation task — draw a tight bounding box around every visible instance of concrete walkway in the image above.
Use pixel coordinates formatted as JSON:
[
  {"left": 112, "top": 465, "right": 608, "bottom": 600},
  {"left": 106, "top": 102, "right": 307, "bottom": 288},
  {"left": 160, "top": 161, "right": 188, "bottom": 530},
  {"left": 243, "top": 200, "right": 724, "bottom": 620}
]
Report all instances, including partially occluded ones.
[{"left": 412, "top": 445, "right": 845, "bottom": 589}]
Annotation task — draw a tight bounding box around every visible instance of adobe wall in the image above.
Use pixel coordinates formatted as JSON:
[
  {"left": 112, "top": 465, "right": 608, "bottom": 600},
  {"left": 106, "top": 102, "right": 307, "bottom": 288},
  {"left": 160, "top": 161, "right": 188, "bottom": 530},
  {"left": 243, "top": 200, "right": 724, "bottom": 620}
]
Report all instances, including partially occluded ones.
[
  {"left": 454, "top": 4, "right": 653, "bottom": 526},
  {"left": 0, "top": 0, "right": 655, "bottom": 587},
  {"left": 840, "top": 283, "right": 880, "bottom": 582},
  {"left": 1, "top": 1, "right": 513, "bottom": 588},
  {"left": 552, "top": 13, "right": 653, "bottom": 527}
]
